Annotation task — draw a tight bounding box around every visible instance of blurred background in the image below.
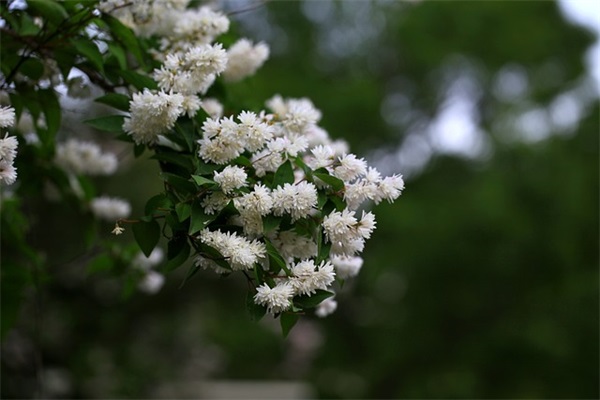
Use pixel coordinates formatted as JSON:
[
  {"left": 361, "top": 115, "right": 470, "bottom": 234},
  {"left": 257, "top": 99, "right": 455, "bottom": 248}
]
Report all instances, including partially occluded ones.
[{"left": 2, "top": 0, "right": 599, "bottom": 398}]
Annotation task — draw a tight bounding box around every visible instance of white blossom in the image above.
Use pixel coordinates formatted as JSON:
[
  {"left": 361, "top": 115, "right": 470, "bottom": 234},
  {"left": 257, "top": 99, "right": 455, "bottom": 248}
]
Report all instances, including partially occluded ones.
[
  {"left": 199, "top": 228, "right": 266, "bottom": 271},
  {"left": 0, "top": 106, "right": 16, "bottom": 128},
  {"left": 0, "top": 134, "right": 18, "bottom": 163},
  {"left": 333, "top": 153, "right": 367, "bottom": 182},
  {"left": 123, "top": 89, "right": 184, "bottom": 145},
  {"left": 138, "top": 271, "right": 165, "bottom": 294},
  {"left": 0, "top": 160, "right": 17, "bottom": 186},
  {"left": 270, "top": 230, "right": 317, "bottom": 261},
  {"left": 132, "top": 248, "right": 164, "bottom": 271},
  {"left": 272, "top": 181, "right": 317, "bottom": 221},
  {"left": 254, "top": 282, "right": 294, "bottom": 315},
  {"left": 331, "top": 255, "right": 363, "bottom": 279},
  {"left": 201, "top": 192, "right": 229, "bottom": 215},
  {"left": 289, "top": 259, "right": 335, "bottom": 296},
  {"left": 213, "top": 165, "right": 247, "bottom": 194},
  {"left": 223, "top": 39, "right": 270, "bottom": 82},
  {"left": 201, "top": 98, "right": 223, "bottom": 118},
  {"left": 90, "top": 196, "right": 131, "bottom": 221},
  {"left": 55, "top": 139, "right": 118, "bottom": 176},
  {"left": 315, "top": 297, "right": 338, "bottom": 318}
]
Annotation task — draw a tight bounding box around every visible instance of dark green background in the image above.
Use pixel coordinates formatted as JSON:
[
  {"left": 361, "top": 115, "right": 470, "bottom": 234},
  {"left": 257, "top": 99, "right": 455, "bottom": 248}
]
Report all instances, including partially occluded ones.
[{"left": 2, "top": 1, "right": 598, "bottom": 398}]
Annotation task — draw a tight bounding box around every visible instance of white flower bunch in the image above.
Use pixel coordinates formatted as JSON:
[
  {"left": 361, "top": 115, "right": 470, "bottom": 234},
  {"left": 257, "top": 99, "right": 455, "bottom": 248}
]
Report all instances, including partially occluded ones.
[
  {"left": 55, "top": 139, "right": 118, "bottom": 176},
  {"left": 133, "top": 248, "right": 166, "bottom": 295},
  {"left": 223, "top": 39, "right": 270, "bottom": 83},
  {"left": 90, "top": 196, "right": 131, "bottom": 221},
  {"left": 0, "top": 106, "right": 18, "bottom": 186}
]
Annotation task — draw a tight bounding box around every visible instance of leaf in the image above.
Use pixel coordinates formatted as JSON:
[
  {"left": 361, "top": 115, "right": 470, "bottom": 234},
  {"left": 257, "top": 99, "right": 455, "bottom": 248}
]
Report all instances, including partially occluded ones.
[
  {"left": 132, "top": 219, "right": 160, "bottom": 257},
  {"left": 329, "top": 195, "right": 346, "bottom": 211},
  {"left": 191, "top": 175, "right": 215, "bottom": 187},
  {"left": 162, "top": 172, "right": 197, "bottom": 195},
  {"left": 71, "top": 39, "right": 105, "bottom": 73},
  {"left": 94, "top": 93, "right": 130, "bottom": 112},
  {"left": 117, "top": 70, "right": 157, "bottom": 90},
  {"left": 189, "top": 201, "right": 215, "bottom": 235},
  {"left": 175, "top": 203, "right": 191, "bottom": 222},
  {"left": 20, "top": 58, "right": 44, "bottom": 81},
  {"left": 165, "top": 236, "right": 190, "bottom": 271},
  {"left": 293, "top": 289, "right": 335, "bottom": 309},
  {"left": 180, "top": 263, "right": 201, "bottom": 288},
  {"left": 152, "top": 152, "right": 194, "bottom": 171},
  {"left": 102, "top": 13, "right": 144, "bottom": 65},
  {"left": 314, "top": 172, "right": 345, "bottom": 191},
  {"left": 262, "top": 215, "right": 282, "bottom": 234},
  {"left": 27, "top": 0, "right": 68, "bottom": 25},
  {"left": 37, "top": 88, "right": 61, "bottom": 144},
  {"left": 273, "top": 160, "right": 294, "bottom": 188},
  {"left": 106, "top": 42, "right": 127, "bottom": 70},
  {"left": 280, "top": 312, "right": 299, "bottom": 338},
  {"left": 144, "top": 193, "right": 172, "bottom": 215},
  {"left": 84, "top": 115, "right": 125, "bottom": 133},
  {"left": 316, "top": 228, "right": 331, "bottom": 264},
  {"left": 264, "top": 238, "right": 291, "bottom": 276}
]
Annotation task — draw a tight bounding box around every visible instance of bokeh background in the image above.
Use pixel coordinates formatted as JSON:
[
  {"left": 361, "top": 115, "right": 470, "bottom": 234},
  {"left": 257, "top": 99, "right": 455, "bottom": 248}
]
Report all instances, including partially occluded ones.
[{"left": 2, "top": 0, "right": 599, "bottom": 398}]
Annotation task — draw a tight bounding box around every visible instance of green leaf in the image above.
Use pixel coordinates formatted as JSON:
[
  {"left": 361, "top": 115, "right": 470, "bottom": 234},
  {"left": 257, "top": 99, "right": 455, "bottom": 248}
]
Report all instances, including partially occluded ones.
[
  {"left": 106, "top": 42, "right": 127, "bottom": 70},
  {"left": 191, "top": 175, "right": 215, "bottom": 187},
  {"left": 132, "top": 219, "right": 160, "bottom": 257},
  {"left": 329, "top": 195, "right": 346, "bottom": 211},
  {"left": 189, "top": 201, "right": 215, "bottom": 235},
  {"left": 94, "top": 93, "right": 130, "bottom": 112},
  {"left": 262, "top": 215, "right": 282, "bottom": 234},
  {"left": 175, "top": 202, "right": 191, "bottom": 222},
  {"left": 264, "top": 238, "right": 291, "bottom": 276},
  {"left": 165, "top": 236, "right": 190, "bottom": 271},
  {"left": 314, "top": 172, "right": 345, "bottom": 191},
  {"left": 152, "top": 152, "right": 194, "bottom": 171},
  {"left": 280, "top": 312, "right": 299, "bottom": 337},
  {"left": 71, "top": 39, "right": 105, "bottom": 73},
  {"left": 102, "top": 13, "right": 144, "bottom": 65},
  {"left": 145, "top": 193, "right": 172, "bottom": 215},
  {"left": 38, "top": 88, "right": 61, "bottom": 144},
  {"left": 84, "top": 115, "right": 125, "bottom": 133},
  {"left": 196, "top": 160, "right": 219, "bottom": 176},
  {"left": 316, "top": 227, "right": 331, "bottom": 264},
  {"left": 180, "top": 263, "right": 201, "bottom": 288},
  {"left": 18, "top": 13, "right": 40, "bottom": 36},
  {"left": 117, "top": 70, "right": 157, "bottom": 90},
  {"left": 247, "top": 291, "right": 267, "bottom": 322},
  {"left": 20, "top": 58, "right": 44, "bottom": 81},
  {"left": 293, "top": 289, "right": 335, "bottom": 309},
  {"left": 162, "top": 172, "right": 197, "bottom": 195},
  {"left": 273, "top": 160, "right": 294, "bottom": 188},
  {"left": 27, "top": 0, "right": 68, "bottom": 25}
]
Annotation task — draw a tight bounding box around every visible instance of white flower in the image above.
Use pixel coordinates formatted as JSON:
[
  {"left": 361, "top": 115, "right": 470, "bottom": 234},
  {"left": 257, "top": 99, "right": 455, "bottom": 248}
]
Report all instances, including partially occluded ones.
[
  {"left": 223, "top": 39, "right": 270, "bottom": 82},
  {"left": 90, "top": 196, "right": 131, "bottom": 221},
  {"left": 315, "top": 297, "right": 338, "bottom": 318},
  {"left": 289, "top": 259, "right": 335, "bottom": 296},
  {"left": 238, "top": 111, "right": 274, "bottom": 152},
  {"left": 267, "top": 96, "right": 321, "bottom": 133},
  {"left": 323, "top": 209, "right": 357, "bottom": 241},
  {"left": 375, "top": 174, "right": 405, "bottom": 204},
  {"left": 132, "top": 248, "right": 164, "bottom": 271},
  {"left": 213, "top": 165, "right": 247, "bottom": 194},
  {"left": 331, "top": 255, "right": 363, "bottom": 279},
  {"left": 199, "top": 228, "right": 266, "bottom": 271},
  {"left": 123, "top": 89, "right": 184, "bottom": 145},
  {"left": 0, "top": 106, "right": 15, "bottom": 128},
  {"left": 201, "top": 192, "right": 229, "bottom": 215},
  {"left": 55, "top": 139, "right": 118, "bottom": 176},
  {"left": 201, "top": 98, "right": 223, "bottom": 118},
  {"left": 307, "top": 145, "right": 335, "bottom": 169},
  {"left": 0, "top": 134, "right": 18, "bottom": 163},
  {"left": 254, "top": 282, "right": 294, "bottom": 315},
  {"left": 234, "top": 184, "right": 273, "bottom": 216},
  {"left": 138, "top": 271, "right": 165, "bottom": 294},
  {"left": 272, "top": 181, "right": 317, "bottom": 221},
  {"left": 112, "top": 224, "right": 125, "bottom": 235},
  {"left": 181, "top": 95, "right": 202, "bottom": 117},
  {"left": 333, "top": 154, "right": 367, "bottom": 182},
  {"left": 270, "top": 230, "right": 317, "bottom": 261},
  {"left": 0, "top": 160, "right": 17, "bottom": 186}
]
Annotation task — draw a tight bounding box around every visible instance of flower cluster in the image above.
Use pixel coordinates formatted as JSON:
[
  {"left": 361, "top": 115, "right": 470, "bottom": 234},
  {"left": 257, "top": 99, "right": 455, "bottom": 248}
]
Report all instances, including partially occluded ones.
[
  {"left": 55, "top": 139, "right": 118, "bottom": 175},
  {"left": 101, "top": 0, "right": 405, "bottom": 322},
  {"left": 0, "top": 106, "right": 18, "bottom": 186}
]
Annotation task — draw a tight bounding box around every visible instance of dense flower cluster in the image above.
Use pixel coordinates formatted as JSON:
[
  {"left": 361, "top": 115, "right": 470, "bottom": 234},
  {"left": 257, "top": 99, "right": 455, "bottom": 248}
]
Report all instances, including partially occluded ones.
[
  {"left": 100, "top": 0, "right": 406, "bottom": 317},
  {"left": 0, "top": 106, "right": 18, "bottom": 186}
]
